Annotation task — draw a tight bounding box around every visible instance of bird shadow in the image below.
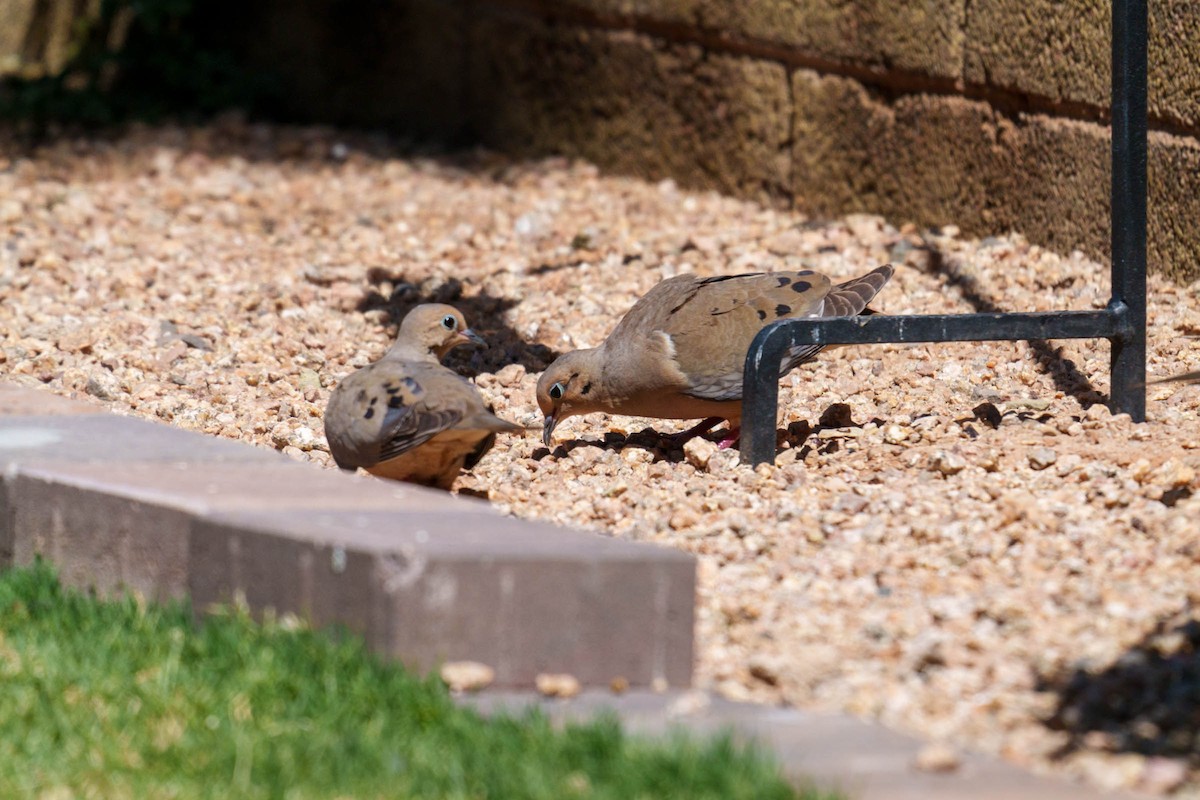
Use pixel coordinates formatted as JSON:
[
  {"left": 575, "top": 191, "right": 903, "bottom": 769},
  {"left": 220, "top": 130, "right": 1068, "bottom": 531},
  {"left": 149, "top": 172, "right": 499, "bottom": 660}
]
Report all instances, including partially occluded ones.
[
  {"left": 915, "top": 237, "right": 1106, "bottom": 409},
  {"left": 530, "top": 413, "right": 829, "bottom": 463},
  {"left": 531, "top": 427, "right": 711, "bottom": 464},
  {"left": 356, "top": 270, "right": 560, "bottom": 375},
  {"left": 1036, "top": 609, "right": 1200, "bottom": 768}
]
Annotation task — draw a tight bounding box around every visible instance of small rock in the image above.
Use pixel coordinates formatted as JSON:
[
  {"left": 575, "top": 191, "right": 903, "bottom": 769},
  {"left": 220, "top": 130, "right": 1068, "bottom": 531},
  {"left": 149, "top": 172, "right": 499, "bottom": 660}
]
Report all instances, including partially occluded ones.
[
  {"left": 494, "top": 363, "right": 526, "bottom": 387},
  {"left": 930, "top": 450, "right": 967, "bottom": 476},
  {"left": 179, "top": 332, "right": 213, "bottom": 351},
  {"left": 666, "top": 690, "right": 712, "bottom": 717},
  {"left": 1028, "top": 447, "right": 1058, "bottom": 470},
  {"left": 978, "top": 449, "right": 1001, "bottom": 472},
  {"left": 1011, "top": 398, "right": 1051, "bottom": 411},
  {"left": 85, "top": 371, "right": 122, "bottom": 400},
  {"left": 287, "top": 426, "right": 318, "bottom": 451},
  {"left": 535, "top": 672, "right": 581, "bottom": 698},
  {"left": 440, "top": 661, "right": 495, "bottom": 692},
  {"left": 914, "top": 743, "right": 961, "bottom": 773},
  {"left": 684, "top": 437, "right": 718, "bottom": 470},
  {"left": 156, "top": 339, "right": 188, "bottom": 370},
  {"left": 707, "top": 447, "right": 741, "bottom": 470},
  {"left": 883, "top": 424, "right": 910, "bottom": 445},
  {"left": 668, "top": 508, "right": 700, "bottom": 530},
  {"left": 833, "top": 492, "right": 869, "bottom": 514},
  {"left": 0, "top": 199, "right": 23, "bottom": 223},
  {"left": 971, "top": 385, "right": 1004, "bottom": 403},
  {"left": 1139, "top": 756, "right": 1187, "bottom": 794},
  {"left": 298, "top": 368, "right": 321, "bottom": 401},
  {"left": 57, "top": 328, "right": 96, "bottom": 353}
]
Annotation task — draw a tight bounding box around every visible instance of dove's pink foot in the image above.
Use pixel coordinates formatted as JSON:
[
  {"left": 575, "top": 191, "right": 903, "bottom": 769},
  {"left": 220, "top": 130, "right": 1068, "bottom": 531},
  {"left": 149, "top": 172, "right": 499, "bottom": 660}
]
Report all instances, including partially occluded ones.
[{"left": 717, "top": 427, "right": 741, "bottom": 449}]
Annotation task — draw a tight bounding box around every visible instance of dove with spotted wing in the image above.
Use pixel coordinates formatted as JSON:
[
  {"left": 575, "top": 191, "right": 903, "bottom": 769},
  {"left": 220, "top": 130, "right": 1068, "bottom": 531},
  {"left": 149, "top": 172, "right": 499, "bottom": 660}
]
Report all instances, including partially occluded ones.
[
  {"left": 536, "top": 265, "right": 894, "bottom": 448},
  {"left": 324, "top": 304, "right": 521, "bottom": 490}
]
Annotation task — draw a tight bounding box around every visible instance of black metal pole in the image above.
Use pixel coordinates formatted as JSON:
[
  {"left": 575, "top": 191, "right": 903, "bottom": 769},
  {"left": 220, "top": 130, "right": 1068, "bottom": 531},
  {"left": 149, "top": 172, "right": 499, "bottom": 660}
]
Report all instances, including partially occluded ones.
[{"left": 1109, "top": 0, "right": 1148, "bottom": 421}]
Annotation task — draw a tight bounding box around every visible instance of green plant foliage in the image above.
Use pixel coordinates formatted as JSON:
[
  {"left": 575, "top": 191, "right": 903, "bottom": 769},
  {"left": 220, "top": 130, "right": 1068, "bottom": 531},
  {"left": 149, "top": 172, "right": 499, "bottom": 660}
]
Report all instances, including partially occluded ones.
[
  {"left": 0, "top": 561, "right": 831, "bottom": 799},
  {"left": 0, "top": 0, "right": 272, "bottom": 133}
]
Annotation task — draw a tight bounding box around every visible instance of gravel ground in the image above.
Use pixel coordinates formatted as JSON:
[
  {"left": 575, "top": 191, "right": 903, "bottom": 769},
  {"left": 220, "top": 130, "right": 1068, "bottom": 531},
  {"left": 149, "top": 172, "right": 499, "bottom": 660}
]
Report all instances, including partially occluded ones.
[{"left": 4, "top": 120, "right": 1200, "bottom": 795}]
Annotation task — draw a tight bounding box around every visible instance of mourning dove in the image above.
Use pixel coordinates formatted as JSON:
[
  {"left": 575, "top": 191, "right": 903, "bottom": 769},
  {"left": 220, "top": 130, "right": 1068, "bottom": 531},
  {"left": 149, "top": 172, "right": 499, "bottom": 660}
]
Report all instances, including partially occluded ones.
[
  {"left": 324, "top": 304, "right": 521, "bottom": 490},
  {"left": 537, "top": 265, "right": 894, "bottom": 448}
]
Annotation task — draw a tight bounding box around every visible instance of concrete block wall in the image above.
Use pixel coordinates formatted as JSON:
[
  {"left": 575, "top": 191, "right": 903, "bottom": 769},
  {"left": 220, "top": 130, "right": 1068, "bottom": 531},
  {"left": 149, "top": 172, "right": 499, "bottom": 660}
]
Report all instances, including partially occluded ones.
[
  {"left": 4, "top": 1, "right": 1198, "bottom": 279},
  {"left": 198, "top": 0, "right": 1200, "bottom": 282}
]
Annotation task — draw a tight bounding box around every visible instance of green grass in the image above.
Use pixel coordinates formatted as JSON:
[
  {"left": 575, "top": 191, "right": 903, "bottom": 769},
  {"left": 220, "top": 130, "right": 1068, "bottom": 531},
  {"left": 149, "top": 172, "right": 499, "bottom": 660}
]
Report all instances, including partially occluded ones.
[{"left": 0, "top": 562, "right": 832, "bottom": 800}]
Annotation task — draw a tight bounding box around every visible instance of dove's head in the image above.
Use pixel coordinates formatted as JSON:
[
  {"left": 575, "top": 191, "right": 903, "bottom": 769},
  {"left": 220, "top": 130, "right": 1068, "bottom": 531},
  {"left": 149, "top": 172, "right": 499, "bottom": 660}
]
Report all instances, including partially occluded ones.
[
  {"left": 536, "top": 349, "right": 604, "bottom": 447},
  {"left": 391, "top": 304, "right": 485, "bottom": 362}
]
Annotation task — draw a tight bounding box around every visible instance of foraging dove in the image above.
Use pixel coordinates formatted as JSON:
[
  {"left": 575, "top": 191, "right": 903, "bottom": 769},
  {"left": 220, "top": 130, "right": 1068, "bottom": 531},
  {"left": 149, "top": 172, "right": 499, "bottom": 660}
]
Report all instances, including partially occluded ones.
[
  {"left": 324, "top": 304, "right": 521, "bottom": 489},
  {"left": 537, "top": 264, "right": 894, "bottom": 448}
]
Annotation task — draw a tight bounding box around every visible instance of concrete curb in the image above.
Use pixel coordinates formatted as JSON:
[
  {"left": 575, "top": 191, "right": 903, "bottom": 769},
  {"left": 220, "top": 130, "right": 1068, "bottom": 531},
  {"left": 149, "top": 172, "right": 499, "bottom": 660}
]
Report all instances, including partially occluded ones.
[
  {"left": 0, "top": 383, "right": 694, "bottom": 688},
  {"left": 463, "top": 689, "right": 1149, "bottom": 800}
]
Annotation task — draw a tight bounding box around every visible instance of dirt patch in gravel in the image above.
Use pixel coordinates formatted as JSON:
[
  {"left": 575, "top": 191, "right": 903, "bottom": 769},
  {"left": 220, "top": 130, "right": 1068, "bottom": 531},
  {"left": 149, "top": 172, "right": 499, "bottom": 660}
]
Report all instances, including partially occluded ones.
[{"left": 4, "top": 120, "right": 1200, "bottom": 795}]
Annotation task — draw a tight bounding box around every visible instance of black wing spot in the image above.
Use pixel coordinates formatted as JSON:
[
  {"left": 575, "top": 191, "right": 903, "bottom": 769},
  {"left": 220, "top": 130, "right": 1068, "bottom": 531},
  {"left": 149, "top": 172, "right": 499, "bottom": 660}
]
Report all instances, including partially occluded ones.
[
  {"left": 355, "top": 389, "right": 369, "bottom": 403},
  {"left": 756, "top": 309, "right": 767, "bottom": 321},
  {"left": 792, "top": 281, "right": 813, "bottom": 293},
  {"left": 775, "top": 304, "right": 791, "bottom": 317},
  {"left": 798, "top": 270, "right": 815, "bottom": 276},
  {"left": 369, "top": 396, "right": 378, "bottom": 406},
  {"left": 364, "top": 407, "right": 375, "bottom": 420},
  {"left": 581, "top": 382, "right": 592, "bottom": 396},
  {"left": 385, "top": 385, "right": 401, "bottom": 395},
  {"left": 388, "top": 396, "right": 406, "bottom": 409},
  {"left": 776, "top": 276, "right": 791, "bottom": 287}
]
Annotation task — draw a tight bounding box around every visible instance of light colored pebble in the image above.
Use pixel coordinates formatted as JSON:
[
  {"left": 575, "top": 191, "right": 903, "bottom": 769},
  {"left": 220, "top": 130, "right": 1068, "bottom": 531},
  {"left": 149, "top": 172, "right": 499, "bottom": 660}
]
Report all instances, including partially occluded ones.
[
  {"left": 913, "top": 743, "right": 962, "bottom": 773},
  {"left": 1028, "top": 447, "right": 1058, "bottom": 470},
  {"left": 536, "top": 673, "right": 582, "bottom": 698},
  {"left": 439, "top": 661, "right": 495, "bottom": 692}
]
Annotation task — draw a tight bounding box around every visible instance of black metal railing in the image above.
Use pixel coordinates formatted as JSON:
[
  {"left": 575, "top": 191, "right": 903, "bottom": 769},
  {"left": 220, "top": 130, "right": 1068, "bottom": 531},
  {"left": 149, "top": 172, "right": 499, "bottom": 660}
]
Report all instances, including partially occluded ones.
[{"left": 740, "top": 0, "right": 1148, "bottom": 466}]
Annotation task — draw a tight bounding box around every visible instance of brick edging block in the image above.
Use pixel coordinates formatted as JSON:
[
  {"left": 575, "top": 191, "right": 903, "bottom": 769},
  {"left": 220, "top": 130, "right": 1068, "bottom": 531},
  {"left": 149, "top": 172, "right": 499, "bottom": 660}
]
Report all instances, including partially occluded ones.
[
  {"left": 0, "top": 390, "right": 697, "bottom": 688},
  {"left": 191, "top": 510, "right": 694, "bottom": 688}
]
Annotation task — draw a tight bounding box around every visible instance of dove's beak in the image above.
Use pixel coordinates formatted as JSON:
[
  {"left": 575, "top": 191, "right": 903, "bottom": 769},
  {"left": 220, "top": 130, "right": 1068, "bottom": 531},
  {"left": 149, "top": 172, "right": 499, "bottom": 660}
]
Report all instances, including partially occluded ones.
[
  {"left": 457, "top": 329, "right": 486, "bottom": 349},
  {"left": 542, "top": 414, "right": 558, "bottom": 447}
]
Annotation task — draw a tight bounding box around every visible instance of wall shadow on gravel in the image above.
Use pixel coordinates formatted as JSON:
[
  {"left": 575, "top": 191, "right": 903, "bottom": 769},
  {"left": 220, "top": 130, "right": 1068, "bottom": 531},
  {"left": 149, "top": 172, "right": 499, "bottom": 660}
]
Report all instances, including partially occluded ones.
[
  {"left": 1037, "top": 612, "right": 1200, "bottom": 766},
  {"left": 914, "top": 236, "right": 1106, "bottom": 410},
  {"left": 355, "top": 271, "right": 560, "bottom": 376}
]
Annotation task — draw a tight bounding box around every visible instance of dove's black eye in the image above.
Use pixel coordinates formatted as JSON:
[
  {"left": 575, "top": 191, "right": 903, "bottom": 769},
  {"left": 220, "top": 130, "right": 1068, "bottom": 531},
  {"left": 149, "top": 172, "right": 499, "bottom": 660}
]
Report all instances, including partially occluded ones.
[
  {"left": 549, "top": 382, "right": 564, "bottom": 401},
  {"left": 441, "top": 315, "right": 457, "bottom": 330}
]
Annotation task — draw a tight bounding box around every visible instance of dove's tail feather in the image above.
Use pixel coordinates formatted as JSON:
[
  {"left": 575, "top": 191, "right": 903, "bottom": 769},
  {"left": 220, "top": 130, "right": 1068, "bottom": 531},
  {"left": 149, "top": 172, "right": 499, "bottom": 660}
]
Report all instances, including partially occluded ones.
[{"left": 825, "top": 264, "right": 895, "bottom": 317}]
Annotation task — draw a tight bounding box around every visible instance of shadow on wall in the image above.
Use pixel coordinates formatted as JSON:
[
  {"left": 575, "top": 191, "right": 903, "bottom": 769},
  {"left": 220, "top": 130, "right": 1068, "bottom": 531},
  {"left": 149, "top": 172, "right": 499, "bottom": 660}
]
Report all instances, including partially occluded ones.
[
  {"left": 1039, "top": 611, "right": 1200, "bottom": 765},
  {"left": 356, "top": 271, "right": 561, "bottom": 376}
]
